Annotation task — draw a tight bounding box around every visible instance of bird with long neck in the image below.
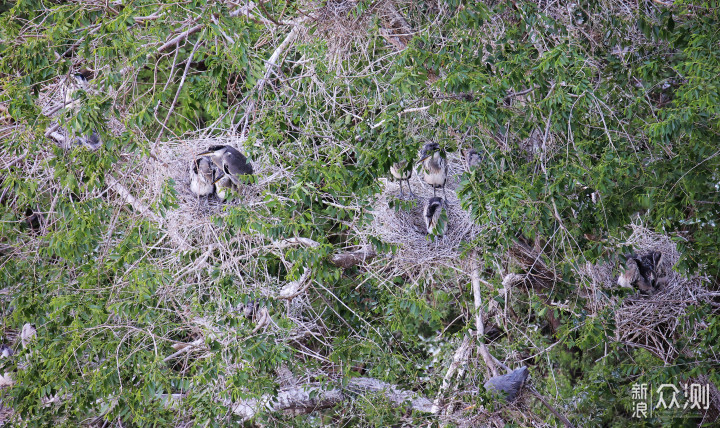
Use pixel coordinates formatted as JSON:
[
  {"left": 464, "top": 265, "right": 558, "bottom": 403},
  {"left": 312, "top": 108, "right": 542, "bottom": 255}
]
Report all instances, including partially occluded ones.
[{"left": 417, "top": 143, "right": 448, "bottom": 199}]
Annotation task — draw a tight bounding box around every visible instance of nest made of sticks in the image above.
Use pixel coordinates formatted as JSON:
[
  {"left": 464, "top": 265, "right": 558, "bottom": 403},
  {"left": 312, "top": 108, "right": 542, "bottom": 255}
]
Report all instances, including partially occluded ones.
[
  {"left": 578, "top": 224, "right": 716, "bottom": 363},
  {"left": 140, "top": 134, "right": 293, "bottom": 251},
  {"left": 366, "top": 151, "right": 482, "bottom": 277}
]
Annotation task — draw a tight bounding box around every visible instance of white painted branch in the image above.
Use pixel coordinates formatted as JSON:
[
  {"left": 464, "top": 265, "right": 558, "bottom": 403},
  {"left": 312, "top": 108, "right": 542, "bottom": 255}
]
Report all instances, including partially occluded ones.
[
  {"left": 278, "top": 268, "right": 312, "bottom": 300},
  {"left": 471, "top": 253, "right": 499, "bottom": 377},
  {"left": 431, "top": 336, "right": 472, "bottom": 414},
  {"left": 225, "top": 377, "right": 435, "bottom": 421}
]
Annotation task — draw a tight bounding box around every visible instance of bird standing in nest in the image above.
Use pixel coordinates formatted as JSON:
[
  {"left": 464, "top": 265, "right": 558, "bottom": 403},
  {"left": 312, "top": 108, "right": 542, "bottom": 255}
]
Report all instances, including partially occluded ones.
[
  {"left": 424, "top": 196, "right": 447, "bottom": 237},
  {"left": 64, "top": 69, "right": 103, "bottom": 150},
  {"left": 190, "top": 156, "right": 215, "bottom": 197},
  {"left": 197, "top": 145, "right": 254, "bottom": 200},
  {"left": 214, "top": 174, "right": 237, "bottom": 201},
  {"left": 417, "top": 143, "right": 448, "bottom": 199},
  {"left": 390, "top": 160, "right": 415, "bottom": 198},
  {"left": 617, "top": 251, "right": 667, "bottom": 295}
]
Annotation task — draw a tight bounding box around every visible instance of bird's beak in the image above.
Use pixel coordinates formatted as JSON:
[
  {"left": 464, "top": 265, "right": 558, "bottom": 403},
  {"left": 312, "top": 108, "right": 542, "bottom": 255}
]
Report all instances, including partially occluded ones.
[
  {"left": 196, "top": 151, "right": 212, "bottom": 157},
  {"left": 416, "top": 155, "right": 430, "bottom": 165}
]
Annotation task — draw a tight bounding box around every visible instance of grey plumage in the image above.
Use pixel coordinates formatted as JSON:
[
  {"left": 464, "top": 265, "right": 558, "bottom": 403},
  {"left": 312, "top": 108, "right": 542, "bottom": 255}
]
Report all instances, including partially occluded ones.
[
  {"left": 74, "top": 130, "right": 102, "bottom": 150},
  {"left": 463, "top": 148, "right": 483, "bottom": 169},
  {"left": 390, "top": 160, "right": 415, "bottom": 197},
  {"left": 198, "top": 145, "right": 254, "bottom": 188},
  {"left": 64, "top": 70, "right": 93, "bottom": 105},
  {"left": 617, "top": 251, "right": 666, "bottom": 295},
  {"left": 424, "top": 196, "right": 446, "bottom": 236},
  {"left": 418, "top": 143, "right": 448, "bottom": 198},
  {"left": 214, "top": 173, "right": 237, "bottom": 201},
  {"left": 190, "top": 156, "right": 215, "bottom": 197},
  {"left": 484, "top": 366, "right": 529, "bottom": 403},
  {"left": 20, "top": 323, "right": 36, "bottom": 349},
  {"left": 0, "top": 344, "right": 13, "bottom": 359}
]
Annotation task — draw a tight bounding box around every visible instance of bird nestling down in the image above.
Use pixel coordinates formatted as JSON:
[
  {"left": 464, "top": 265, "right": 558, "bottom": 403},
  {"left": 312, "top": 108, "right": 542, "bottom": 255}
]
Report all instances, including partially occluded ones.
[
  {"left": 190, "top": 156, "right": 216, "bottom": 197},
  {"left": 214, "top": 173, "right": 238, "bottom": 201},
  {"left": 424, "top": 196, "right": 447, "bottom": 237},
  {"left": 617, "top": 251, "right": 667, "bottom": 295},
  {"left": 417, "top": 143, "right": 448, "bottom": 199},
  {"left": 390, "top": 160, "right": 415, "bottom": 198}
]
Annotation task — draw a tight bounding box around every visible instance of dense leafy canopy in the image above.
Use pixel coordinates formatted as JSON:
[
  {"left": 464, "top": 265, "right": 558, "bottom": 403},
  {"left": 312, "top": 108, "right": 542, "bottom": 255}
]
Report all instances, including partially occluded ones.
[{"left": 1, "top": 0, "right": 719, "bottom": 426}]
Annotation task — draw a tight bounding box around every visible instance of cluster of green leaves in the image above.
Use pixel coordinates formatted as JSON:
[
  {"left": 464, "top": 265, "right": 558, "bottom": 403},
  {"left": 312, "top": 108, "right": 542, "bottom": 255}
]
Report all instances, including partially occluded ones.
[{"left": 1, "top": 0, "right": 720, "bottom": 426}]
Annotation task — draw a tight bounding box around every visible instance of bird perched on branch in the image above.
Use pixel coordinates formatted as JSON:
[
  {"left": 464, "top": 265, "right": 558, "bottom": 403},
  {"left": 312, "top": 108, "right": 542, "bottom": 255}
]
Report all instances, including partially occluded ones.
[
  {"left": 463, "top": 148, "right": 483, "bottom": 170},
  {"left": 190, "top": 156, "right": 215, "bottom": 197},
  {"left": 390, "top": 160, "right": 415, "bottom": 198},
  {"left": 484, "top": 366, "right": 529, "bottom": 403},
  {"left": 417, "top": 143, "right": 448, "bottom": 199},
  {"left": 197, "top": 145, "right": 254, "bottom": 188},
  {"left": 424, "top": 196, "right": 447, "bottom": 237},
  {"left": 617, "top": 251, "right": 666, "bottom": 295}
]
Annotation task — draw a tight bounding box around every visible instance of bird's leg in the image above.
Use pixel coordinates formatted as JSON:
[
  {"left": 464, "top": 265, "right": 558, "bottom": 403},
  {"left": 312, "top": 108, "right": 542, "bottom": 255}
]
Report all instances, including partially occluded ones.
[
  {"left": 407, "top": 179, "right": 416, "bottom": 198},
  {"left": 433, "top": 186, "right": 437, "bottom": 197},
  {"left": 443, "top": 185, "right": 447, "bottom": 205},
  {"left": 398, "top": 180, "right": 405, "bottom": 197}
]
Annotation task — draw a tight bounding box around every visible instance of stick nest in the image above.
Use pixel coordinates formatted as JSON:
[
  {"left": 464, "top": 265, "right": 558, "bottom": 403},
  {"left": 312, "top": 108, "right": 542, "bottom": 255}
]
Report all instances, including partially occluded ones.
[
  {"left": 366, "top": 152, "right": 482, "bottom": 278},
  {"left": 578, "top": 224, "right": 717, "bottom": 363}
]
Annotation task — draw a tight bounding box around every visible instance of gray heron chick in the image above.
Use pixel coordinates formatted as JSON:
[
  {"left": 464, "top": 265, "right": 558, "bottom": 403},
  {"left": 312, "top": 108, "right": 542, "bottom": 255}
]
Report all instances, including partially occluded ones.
[
  {"left": 190, "top": 156, "right": 215, "bottom": 197},
  {"left": 463, "top": 148, "right": 483, "bottom": 170},
  {"left": 197, "top": 145, "right": 254, "bottom": 188},
  {"left": 64, "top": 69, "right": 93, "bottom": 106},
  {"left": 417, "top": 143, "right": 448, "bottom": 199},
  {"left": 484, "top": 366, "right": 529, "bottom": 403},
  {"left": 424, "top": 196, "right": 447, "bottom": 237},
  {"left": 0, "top": 344, "right": 13, "bottom": 359},
  {"left": 74, "top": 130, "right": 102, "bottom": 150},
  {"left": 617, "top": 251, "right": 665, "bottom": 295},
  {"left": 214, "top": 173, "right": 237, "bottom": 201},
  {"left": 390, "top": 160, "right": 415, "bottom": 197}
]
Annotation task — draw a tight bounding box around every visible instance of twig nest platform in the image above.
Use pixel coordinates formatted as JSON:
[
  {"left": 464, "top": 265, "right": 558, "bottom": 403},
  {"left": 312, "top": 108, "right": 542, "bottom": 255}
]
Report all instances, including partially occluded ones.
[
  {"left": 578, "top": 224, "right": 714, "bottom": 363},
  {"left": 367, "top": 152, "right": 482, "bottom": 275},
  {"left": 143, "top": 135, "right": 291, "bottom": 250}
]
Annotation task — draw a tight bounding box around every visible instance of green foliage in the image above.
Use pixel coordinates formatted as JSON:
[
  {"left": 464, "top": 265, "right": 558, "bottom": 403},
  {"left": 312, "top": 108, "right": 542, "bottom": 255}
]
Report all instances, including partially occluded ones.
[{"left": 1, "top": 0, "right": 719, "bottom": 426}]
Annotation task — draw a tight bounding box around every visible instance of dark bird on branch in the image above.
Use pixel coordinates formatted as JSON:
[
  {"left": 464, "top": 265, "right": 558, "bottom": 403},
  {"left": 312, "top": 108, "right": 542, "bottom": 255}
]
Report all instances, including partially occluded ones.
[
  {"left": 190, "top": 156, "right": 215, "bottom": 197},
  {"left": 484, "top": 366, "right": 529, "bottom": 403},
  {"left": 74, "top": 130, "right": 102, "bottom": 150},
  {"left": 417, "top": 142, "right": 448, "bottom": 199}
]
